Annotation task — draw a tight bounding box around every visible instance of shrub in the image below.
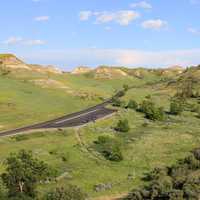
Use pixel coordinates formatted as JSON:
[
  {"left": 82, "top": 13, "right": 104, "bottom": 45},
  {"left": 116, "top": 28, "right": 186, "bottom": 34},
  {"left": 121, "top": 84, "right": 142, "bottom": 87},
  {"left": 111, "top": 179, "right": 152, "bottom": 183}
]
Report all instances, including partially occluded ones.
[
  {"left": 115, "top": 119, "right": 130, "bottom": 132},
  {"left": 170, "top": 99, "right": 184, "bottom": 115},
  {"left": 94, "top": 136, "right": 123, "bottom": 162},
  {"left": 126, "top": 100, "right": 138, "bottom": 110},
  {"left": 139, "top": 100, "right": 165, "bottom": 121},
  {"left": 112, "top": 97, "right": 125, "bottom": 107},
  {"left": 117, "top": 90, "right": 125, "bottom": 97},
  {"left": 123, "top": 84, "right": 129, "bottom": 91},
  {"left": 123, "top": 147, "right": 200, "bottom": 200}
]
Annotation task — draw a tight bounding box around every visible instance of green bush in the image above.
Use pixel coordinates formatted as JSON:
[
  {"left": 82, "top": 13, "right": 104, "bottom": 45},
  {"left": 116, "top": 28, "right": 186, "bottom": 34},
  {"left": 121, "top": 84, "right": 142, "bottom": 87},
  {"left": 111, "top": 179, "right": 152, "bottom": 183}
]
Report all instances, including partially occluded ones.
[
  {"left": 94, "top": 136, "right": 123, "bottom": 162},
  {"left": 124, "top": 147, "right": 200, "bottom": 200},
  {"left": 115, "top": 119, "right": 130, "bottom": 132},
  {"left": 126, "top": 100, "right": 138, "bottom": 110},
  {"left": 170, "top": 99, "right": 184, "bottom": 115},
  {"left": 123, "top": 84, "right": 129, "bottom": 91},
  {"left": 139, "top": 100, "right": 165, "bottom": 121},
  {"left": 112, "top": 97, "right": 125, "bottom": 107}
]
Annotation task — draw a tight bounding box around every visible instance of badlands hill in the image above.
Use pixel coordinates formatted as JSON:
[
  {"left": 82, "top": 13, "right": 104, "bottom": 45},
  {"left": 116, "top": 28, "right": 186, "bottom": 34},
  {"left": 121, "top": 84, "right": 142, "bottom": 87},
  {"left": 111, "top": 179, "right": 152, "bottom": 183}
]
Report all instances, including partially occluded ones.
[
  {"left": 72, "top": 65, "right": 184, "bottom": 80},
  {"left": 0, "top": 54, "right": 62, "bottom": 74}
]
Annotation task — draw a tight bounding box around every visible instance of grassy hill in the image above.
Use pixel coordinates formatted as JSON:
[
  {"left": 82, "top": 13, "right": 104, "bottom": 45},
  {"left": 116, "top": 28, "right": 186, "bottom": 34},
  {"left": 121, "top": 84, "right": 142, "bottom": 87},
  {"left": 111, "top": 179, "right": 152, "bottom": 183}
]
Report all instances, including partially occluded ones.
[
  {"left": 1, "top": 54, "right": 199, "bottom": 199},
  {"left": 0, "top": 54, "right": 171, "bottom": 131}
]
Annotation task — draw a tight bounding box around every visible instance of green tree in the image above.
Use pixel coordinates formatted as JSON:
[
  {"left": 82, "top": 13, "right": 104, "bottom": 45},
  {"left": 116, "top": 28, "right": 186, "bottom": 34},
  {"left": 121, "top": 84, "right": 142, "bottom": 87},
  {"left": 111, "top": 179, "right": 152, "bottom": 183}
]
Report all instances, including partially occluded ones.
[
  {"left": 44, "top": 185, "right": 87, "bottom": 200},
  {"left": 1, "top": 150, "right": 49, "bottom": 199},
  {"left": 115, "top": 119, "right": 130, "bottom": 132}
]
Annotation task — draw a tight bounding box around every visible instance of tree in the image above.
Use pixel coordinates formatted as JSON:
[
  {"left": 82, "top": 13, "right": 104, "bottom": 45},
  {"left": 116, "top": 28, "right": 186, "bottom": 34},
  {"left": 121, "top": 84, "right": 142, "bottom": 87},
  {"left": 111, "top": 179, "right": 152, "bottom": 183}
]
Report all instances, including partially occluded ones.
[
  {"left": 170, "top": 99, "right": 184, "bottom": 115},
  {"left": 115, "top": 119, "right": 130, "bottom": 132},
  {"left": 44, "top": 185, "right": 87, "bottom": 200},
  {"left": 126, "top": 100, "right": 138, "bottom": 110},
  {"left": 1, "top": 150, "right": 49, "bottom": 198}
]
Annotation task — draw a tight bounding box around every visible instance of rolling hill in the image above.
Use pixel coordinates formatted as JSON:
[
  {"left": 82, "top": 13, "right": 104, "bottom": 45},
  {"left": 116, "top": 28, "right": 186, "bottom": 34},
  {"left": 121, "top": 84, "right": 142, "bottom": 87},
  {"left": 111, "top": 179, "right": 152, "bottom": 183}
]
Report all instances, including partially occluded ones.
[{"left": 2, "top": 54, "right": 200, "bottom": 200}]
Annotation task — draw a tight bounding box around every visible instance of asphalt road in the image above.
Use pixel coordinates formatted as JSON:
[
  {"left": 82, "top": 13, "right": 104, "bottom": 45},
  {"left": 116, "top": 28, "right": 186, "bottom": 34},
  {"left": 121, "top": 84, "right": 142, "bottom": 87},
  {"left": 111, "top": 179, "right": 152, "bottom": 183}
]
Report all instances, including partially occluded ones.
[{"left": 0, "top": 95, "right": 118, "bottom": 137}]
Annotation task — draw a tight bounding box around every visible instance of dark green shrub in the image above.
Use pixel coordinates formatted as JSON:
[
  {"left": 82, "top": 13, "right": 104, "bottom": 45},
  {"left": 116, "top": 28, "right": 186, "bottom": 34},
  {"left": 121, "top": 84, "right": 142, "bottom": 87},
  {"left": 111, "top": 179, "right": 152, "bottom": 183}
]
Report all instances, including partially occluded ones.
[
  {"left": 123, "top": 147, "right": 200, "bottom": 200},
  {"left": 123, "top": 84, "right": 129, "bottom": 91},
  {"left": 170, "top": 99, "right": 184, "bottom": 115},
  {"left": 126, "top": 100, "right": 138, "bottom": 110},
  {"left": 115, "top": 119, "right": 130, "bottom": 132},
  {"left": 94, "top": 136, "right": 123, "bottom": 162},
  {"left": 117, "top": 90, "right": 125, "bottom": 97},
  {"left": 139, "top": 100, "right": 165, "bottom": 121},
  {"left": 112, "top": 97, "right": 125, "bottom": 107}
]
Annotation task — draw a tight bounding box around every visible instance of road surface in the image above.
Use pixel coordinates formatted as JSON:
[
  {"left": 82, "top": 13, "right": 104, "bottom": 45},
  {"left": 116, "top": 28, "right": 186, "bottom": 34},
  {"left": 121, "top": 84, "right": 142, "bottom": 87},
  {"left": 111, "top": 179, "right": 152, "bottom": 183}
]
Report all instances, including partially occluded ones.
[{"left": 0, "top": 95, "right": 119, "bottom": 137}]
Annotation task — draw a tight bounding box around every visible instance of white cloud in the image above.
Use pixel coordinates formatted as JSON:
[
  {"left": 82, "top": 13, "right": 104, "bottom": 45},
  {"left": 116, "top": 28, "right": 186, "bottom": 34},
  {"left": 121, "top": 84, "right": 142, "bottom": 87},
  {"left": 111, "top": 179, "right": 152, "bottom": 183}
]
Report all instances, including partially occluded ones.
[
  {"left": 32, "top": 0, "right": 40, "bottom": 2},
  {"left": 79, "top": 11, "right": 92, "bottom": 21},
  {"left": 23, "top": 40, "right": 45, "bottom": 46},
  {"left": 188, "top": 27, "right": 200, "bottom": 35},
  {"left": 79, "top": 10, "right": 140, "bottom": 26},
  {"left": 142, "top": 19, "right": 167, "bottom": 30},
  {"left": 2, "top": 37, "right": 45, "bottom": 46},
  {"left": 34, "top": 16, "right": 50, "bottom": 22},
  {"left": 130, "top": 1, "right": 152, "bottom": 9},
  {"left": 22, "top": 48, "right": 200, "bottom": 69},
  {"left": 3, "top": 37, "right": 23, "bottom": 45}
]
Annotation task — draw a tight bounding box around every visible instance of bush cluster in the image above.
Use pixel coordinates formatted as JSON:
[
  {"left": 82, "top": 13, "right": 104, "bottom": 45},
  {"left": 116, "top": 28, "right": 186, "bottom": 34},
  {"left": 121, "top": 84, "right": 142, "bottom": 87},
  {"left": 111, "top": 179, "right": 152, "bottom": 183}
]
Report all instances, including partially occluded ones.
[
  {"left": 139, "top": 99, "right": 165, "bottom": 121},
  {"left": 0, "top": 150, "right": 86, "bottom": 200},
  {"left": 126, "top": 100, "right": 138, "bottom": 110},
  {"left": 170, "top": 99, "right": 184, "bottom": 115},
  {"left": 94, "top": 136, "right": 123, "bottom": 162},
  {"left": 115, "top": 119, "right": 130, "bottom": 132},
  {"left": 124, "top": 148, "right": 200, "bottom": 200}
]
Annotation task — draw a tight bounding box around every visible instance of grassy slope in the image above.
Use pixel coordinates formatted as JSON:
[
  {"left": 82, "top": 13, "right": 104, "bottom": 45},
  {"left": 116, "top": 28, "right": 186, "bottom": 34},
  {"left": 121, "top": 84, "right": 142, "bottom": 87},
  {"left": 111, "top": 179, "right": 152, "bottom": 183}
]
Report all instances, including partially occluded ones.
[
  {"left": 1, "top": 62, "right": 197, "bottom": 198},
  {"left": 0, "top": 83, "right": 200, "bottom": 198},
  {"left": 0, "top": 75, "right": 99, "bottom": 130},
  {"left": 0, "top": 68, "right": 150, "bottom": 131}
]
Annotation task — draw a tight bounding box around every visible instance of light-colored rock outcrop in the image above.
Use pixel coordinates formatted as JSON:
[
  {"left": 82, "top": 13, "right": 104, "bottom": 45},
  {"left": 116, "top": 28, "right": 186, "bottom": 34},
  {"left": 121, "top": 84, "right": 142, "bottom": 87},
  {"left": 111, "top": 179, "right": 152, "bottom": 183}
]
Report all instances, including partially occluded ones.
[
  {"left": 94, "top": 67, "right": 127, "bottom": 79},
  {"left": 71, "top": 67, "right": 92, "bottom": 74}
]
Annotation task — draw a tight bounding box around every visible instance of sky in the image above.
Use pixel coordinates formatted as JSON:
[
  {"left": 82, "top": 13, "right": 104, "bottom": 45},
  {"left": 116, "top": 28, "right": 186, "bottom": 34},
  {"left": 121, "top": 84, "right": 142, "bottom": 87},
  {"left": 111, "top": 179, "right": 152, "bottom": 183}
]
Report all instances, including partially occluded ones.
[{"left": 0, "top": 0, "right": 200, "bottom": 70}]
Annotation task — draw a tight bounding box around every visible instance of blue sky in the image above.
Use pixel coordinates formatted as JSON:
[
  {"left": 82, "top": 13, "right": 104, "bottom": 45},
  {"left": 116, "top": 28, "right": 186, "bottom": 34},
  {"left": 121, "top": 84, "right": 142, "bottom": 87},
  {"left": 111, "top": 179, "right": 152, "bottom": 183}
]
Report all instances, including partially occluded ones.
[{"left": 0, "top": 0, "right": 200, "bottom": 70}]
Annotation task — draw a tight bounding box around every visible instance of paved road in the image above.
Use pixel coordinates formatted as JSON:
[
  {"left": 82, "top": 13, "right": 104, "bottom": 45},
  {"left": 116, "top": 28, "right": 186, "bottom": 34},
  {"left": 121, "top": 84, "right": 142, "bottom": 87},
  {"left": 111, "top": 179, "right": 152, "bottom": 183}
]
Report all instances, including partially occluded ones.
[{"left": 0, "top": 94, "right": 119, "bottom": 137}]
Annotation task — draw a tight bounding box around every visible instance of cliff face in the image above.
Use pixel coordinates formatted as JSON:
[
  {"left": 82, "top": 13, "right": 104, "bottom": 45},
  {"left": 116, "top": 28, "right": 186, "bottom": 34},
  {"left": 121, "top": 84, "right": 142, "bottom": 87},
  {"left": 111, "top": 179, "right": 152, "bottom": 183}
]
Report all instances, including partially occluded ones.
[{"left": 0, "top": 54, "right": 23, "bottom": 65}]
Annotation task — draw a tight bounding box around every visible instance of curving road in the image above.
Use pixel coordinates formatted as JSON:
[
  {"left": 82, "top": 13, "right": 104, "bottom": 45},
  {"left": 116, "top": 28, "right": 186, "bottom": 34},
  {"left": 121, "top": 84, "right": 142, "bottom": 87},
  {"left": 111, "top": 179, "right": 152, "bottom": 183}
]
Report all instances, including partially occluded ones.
[{"left": 0, "top": 92, "right": 122, "bottom": 137}]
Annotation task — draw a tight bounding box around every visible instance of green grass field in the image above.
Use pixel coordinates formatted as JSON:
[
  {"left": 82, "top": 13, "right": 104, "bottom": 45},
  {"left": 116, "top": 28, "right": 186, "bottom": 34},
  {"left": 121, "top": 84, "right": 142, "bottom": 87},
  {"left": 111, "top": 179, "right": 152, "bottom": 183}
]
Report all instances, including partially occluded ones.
[
  {"left": 0, "top": 67, "right": 159, "bottom": 131},
  {"left": 1, "top": 60, "right": 200, "bottom": 199},
  {"left": 0, "top": 83, "right": 200, "bottom": 199}
]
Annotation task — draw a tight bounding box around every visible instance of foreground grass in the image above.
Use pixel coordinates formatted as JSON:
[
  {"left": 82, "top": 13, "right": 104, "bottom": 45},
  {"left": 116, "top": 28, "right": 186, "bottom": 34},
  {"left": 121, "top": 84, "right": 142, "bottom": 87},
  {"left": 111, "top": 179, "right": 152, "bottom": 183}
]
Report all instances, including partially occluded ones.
[
  {"left": 0, "top": 104, "right": 200, "bottom": 198},
  {"left": 0, "top": 75, "right": 199, "bottom": 198}
]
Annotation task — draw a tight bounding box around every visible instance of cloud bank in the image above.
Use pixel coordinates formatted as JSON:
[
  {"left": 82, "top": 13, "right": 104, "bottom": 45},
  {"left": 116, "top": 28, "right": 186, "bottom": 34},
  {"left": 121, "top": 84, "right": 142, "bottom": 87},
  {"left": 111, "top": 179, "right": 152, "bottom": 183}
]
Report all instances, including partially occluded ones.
[{"left": 21, "top": 48, "right": 200, "bottom": 70}]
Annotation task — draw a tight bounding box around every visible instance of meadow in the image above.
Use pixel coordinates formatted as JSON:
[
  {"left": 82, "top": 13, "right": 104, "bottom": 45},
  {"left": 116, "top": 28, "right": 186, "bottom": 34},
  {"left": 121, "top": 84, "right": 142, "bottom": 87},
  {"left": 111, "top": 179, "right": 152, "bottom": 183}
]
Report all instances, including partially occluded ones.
[{"left": 0, "top": 84, "right": 200, "bottom": 198}]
